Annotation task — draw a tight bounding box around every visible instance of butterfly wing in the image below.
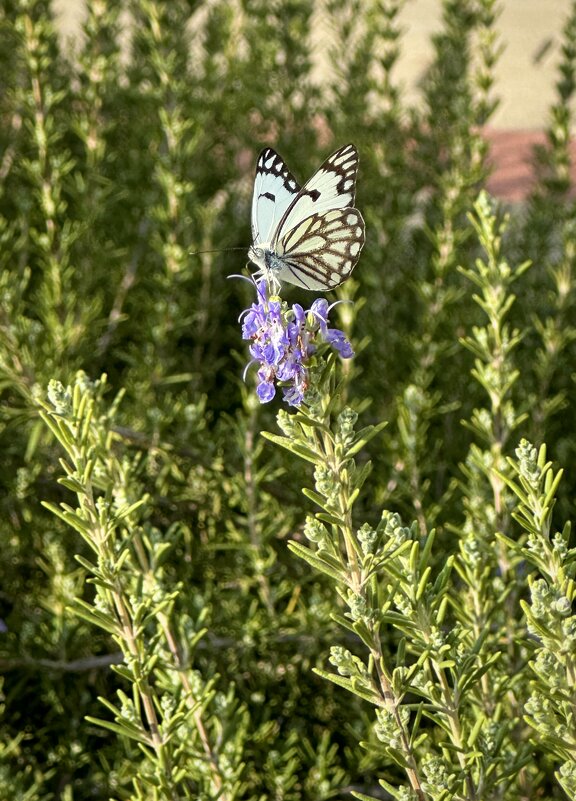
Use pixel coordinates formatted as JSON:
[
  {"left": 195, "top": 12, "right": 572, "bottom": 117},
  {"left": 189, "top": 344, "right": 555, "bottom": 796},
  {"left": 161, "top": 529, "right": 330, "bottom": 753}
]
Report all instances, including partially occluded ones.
[
  {"left": 249, "top": 143, "right": 364, "bottom": 291},
  {"left": 273, "top": 144, "right": 359, "bottom": 239},
  {"left": 273, "top": 207, "right": 365, "bottom": 291},
  {"left": 270, "top": 144, "right": 364, "bottom": 290},
  {"left": 251, "top": 148, "right": 301, "bottom": 245}
]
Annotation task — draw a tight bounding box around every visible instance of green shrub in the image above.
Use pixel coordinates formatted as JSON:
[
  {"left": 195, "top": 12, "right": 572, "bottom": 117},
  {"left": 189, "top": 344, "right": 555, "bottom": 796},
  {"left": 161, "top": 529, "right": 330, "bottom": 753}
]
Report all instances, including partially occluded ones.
[{"left": 1, "top": 1, "right": 575, "bottom": 799}]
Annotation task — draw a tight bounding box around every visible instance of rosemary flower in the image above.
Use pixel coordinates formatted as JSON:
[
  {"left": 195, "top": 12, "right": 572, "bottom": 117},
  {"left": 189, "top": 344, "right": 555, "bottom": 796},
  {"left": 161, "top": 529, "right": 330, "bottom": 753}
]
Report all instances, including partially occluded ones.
[{"left": 240, "top": 279, "right": 354, "bottom": 406}]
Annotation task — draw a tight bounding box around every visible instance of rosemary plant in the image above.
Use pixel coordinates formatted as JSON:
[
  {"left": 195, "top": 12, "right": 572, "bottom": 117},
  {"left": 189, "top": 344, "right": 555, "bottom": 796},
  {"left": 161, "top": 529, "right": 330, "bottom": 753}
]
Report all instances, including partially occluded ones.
[{"left": 1, "top": 1, "right": 575, "bottom": 799}]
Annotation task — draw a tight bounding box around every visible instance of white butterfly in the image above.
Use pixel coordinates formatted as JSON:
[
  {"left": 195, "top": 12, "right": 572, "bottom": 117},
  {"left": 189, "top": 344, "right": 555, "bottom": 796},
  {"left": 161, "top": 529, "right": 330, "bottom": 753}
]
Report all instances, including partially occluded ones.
[{"left": 248, "top": 144, "right": 365, "bottom": 291}]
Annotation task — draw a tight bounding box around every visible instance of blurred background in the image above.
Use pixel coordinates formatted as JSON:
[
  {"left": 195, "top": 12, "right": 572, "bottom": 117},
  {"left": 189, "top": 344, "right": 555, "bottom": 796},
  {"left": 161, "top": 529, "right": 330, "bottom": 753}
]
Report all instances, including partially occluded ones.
[
  {"left": 52, "top": 0, "right": 576, "bottom": 201},
  {"left": 53, "top": 0, "right": 571, "bottom": 130}
]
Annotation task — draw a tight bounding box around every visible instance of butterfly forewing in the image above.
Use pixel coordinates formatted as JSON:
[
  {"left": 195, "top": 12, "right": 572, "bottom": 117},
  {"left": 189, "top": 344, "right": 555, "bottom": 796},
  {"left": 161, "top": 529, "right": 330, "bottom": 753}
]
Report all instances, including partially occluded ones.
[
  {"left": 272, "top": 144, "right": 359, "bottom": 242},
  {"left": 252, "top": 148, "right": 301, "bottom": 245}
]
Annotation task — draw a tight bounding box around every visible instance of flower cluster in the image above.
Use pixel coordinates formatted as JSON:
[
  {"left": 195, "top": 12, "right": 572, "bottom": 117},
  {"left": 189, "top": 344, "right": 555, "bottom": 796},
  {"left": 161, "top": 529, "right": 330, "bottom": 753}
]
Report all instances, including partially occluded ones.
[{"left": 240, "top": 279, "right": 354, "bottom": 406}]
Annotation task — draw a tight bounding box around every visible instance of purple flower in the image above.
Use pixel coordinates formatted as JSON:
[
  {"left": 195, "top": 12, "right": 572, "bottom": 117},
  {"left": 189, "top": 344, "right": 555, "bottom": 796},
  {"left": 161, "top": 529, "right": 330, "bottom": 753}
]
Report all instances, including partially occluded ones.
[
  {"left": 256, "top": 369, "right": 276, "bottom": 402},
  {"left": 310, "top": 298, "right": 355, "bottom": 357},
  {"left": 325, "top": 329, "right": 354, "bottom": 358},
  {"left": 240, "top": 279, "right": 354, "bottom": 407}
]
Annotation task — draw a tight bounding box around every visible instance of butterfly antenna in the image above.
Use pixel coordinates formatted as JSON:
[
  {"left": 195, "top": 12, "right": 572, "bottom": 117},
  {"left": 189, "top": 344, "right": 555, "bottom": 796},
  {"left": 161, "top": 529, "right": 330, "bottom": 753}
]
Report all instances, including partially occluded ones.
[{"left": 189, "top": 247, "right": 246, "bottom": 256}]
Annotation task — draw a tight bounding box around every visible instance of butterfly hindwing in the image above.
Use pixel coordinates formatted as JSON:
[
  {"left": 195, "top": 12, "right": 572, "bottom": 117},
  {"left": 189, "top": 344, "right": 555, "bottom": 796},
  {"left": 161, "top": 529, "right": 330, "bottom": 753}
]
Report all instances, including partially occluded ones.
[
  {"left": 275, "top": 207, "right": 365, "bottom": 291},
  {"left": 252, "top": 148, "right": 301, "bottom": 245}
]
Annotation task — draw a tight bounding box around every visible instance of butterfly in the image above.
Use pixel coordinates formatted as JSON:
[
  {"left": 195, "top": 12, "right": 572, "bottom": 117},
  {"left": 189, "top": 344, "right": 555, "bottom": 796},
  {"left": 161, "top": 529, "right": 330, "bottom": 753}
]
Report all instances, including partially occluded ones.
[{"left": 248, "top": 144, "right": 365, "bottom": 291}]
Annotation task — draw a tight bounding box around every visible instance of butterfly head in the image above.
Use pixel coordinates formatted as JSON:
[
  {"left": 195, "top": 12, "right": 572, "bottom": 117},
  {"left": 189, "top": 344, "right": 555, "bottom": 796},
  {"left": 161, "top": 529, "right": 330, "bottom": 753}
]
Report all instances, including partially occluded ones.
[
  {"left": 248, "top": 244, "right": 266, "bottom": 269},
  {"left": 248, "top": 244, "right": 285, "bottom": 293}
]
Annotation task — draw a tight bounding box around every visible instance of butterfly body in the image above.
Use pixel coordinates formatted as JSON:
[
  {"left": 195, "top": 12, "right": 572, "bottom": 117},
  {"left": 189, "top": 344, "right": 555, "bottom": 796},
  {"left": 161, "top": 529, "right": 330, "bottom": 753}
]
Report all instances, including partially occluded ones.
[{"left": 249, "top": 144, "right": 365, "bottom": 291}]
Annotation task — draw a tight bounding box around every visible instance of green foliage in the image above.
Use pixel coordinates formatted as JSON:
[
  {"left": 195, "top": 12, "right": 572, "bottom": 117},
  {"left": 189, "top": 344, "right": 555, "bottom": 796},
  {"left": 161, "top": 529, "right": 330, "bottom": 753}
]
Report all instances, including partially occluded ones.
[{"left": 1, "top": 1, "right": 576, "bottom": 800}]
